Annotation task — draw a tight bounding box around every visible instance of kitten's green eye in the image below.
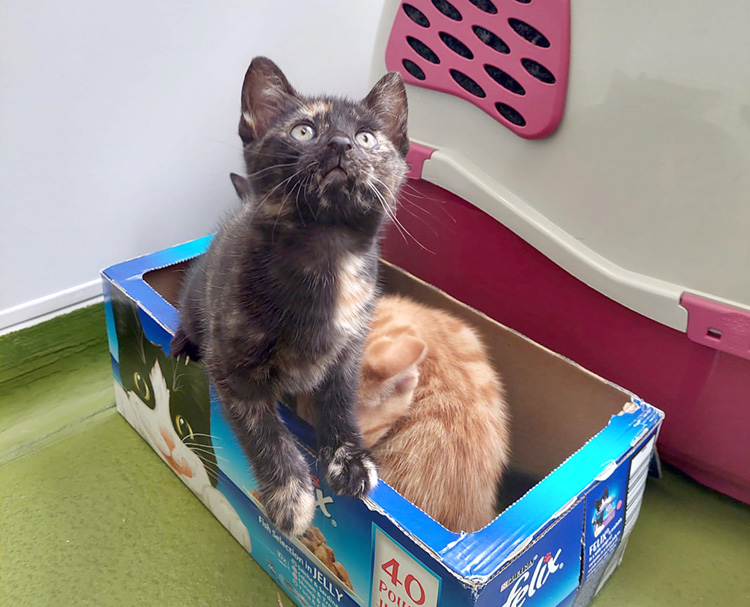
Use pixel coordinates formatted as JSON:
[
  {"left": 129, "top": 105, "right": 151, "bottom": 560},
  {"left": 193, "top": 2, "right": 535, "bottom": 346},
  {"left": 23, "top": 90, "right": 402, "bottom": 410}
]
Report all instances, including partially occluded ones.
[
  {"left": 355, "top": 131, "right": 378, "bottom": 149},
  {"left": 133, "top": 372, "right": 151, "bottom": 402},
  {"left": 290, "top": 124, "right": 316, "bottom": 141},
  {"left": 174, "top": 414, "right": 195, "bottom": 441}
]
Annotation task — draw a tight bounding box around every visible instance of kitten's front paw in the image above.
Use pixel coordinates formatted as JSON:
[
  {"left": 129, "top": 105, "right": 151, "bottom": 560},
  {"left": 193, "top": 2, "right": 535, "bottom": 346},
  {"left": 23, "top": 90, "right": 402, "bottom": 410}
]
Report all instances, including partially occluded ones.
[
  {"left": 261, "top": 477, "right": 316, "bottom": 537},
  {"left": 322, "top": 443, "right": 379, "bottom": 498},
  {"left": 169, "top": 327, "right": 202, "bottom": 361}
]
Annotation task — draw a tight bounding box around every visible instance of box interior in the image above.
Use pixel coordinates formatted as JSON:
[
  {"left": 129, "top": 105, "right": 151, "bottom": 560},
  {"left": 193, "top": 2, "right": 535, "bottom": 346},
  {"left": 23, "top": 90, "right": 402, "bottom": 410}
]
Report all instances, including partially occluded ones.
[{"left": 144, "top": 257, "right": 630, "bottom": 511}]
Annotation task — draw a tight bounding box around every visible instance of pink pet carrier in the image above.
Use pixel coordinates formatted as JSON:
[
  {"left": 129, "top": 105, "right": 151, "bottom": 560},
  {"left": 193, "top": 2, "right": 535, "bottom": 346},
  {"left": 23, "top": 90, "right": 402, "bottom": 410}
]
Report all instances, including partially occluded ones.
[{"left": 373, "top": 0, "right": 750, "bottom": 503}]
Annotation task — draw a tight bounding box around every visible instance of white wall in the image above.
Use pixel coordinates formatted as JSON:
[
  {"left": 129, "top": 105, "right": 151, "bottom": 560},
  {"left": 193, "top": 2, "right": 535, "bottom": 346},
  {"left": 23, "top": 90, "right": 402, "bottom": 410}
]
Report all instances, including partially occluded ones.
[{"left": 0, "top": 0, "right": 386, "bottom": 328}]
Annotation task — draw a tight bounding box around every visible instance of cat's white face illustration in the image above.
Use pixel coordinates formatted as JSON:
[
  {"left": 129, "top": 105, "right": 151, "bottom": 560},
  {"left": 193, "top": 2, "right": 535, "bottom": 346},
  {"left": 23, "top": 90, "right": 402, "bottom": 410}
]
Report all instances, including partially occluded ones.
[
  {"left": 114, "top": 361, "right": 252, "bottom": 553},
  {"left": 117, "top": 362, "right": 213, "bottom": 490}
]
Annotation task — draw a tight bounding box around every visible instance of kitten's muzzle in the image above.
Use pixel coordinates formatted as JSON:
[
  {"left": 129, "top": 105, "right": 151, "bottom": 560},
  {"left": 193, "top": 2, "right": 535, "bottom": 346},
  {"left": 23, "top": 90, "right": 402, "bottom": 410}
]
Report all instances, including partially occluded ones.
[{"left": 320, "top": 134, "right": 354, "bottom": 184}]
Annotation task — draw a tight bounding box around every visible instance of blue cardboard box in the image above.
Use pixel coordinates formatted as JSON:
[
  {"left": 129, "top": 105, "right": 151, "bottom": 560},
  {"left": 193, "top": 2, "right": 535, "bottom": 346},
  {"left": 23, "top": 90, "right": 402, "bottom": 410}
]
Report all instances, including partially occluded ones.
[{"left": 102, "top": 236, "right": 663, "bottom": 607}]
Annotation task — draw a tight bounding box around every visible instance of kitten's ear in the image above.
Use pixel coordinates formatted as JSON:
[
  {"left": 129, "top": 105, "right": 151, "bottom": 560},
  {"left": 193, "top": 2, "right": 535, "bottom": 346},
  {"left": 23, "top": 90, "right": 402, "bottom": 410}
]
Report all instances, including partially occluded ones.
[
  {"left": 229, "top": 173, "right": 251, "bottom": 200},
  {"left": 364, "top": 72, "right": 409, "bottom": 157},
  {"left": 364, "top": 335, "right": 426, "bottom": 394},
  {"left": 239, "top": 57, "right": 298, "bottom": 144}
]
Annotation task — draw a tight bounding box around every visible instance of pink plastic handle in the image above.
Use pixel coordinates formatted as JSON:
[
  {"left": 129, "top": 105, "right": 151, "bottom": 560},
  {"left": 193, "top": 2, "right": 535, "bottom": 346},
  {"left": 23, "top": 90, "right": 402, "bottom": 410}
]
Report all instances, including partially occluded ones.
[
  {"left": 385, "top": 0, "right": 571, "bottom": 139},
  {"left": 681, "top": 293, "right": 750, "bottom": 361}
]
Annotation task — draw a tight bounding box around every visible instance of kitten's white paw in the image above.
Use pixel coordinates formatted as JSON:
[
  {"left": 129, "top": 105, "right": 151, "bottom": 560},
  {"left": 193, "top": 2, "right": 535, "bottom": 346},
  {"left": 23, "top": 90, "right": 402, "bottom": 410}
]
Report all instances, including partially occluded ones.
[
  {"left": 324, "top": 443, "right": 378, "bottom": 498},
  {"left": 363, "top": 456, "right": 379, "bottom": 493},
  {"left": 263, "top": 477, "right": 316, "bottom": 537}
]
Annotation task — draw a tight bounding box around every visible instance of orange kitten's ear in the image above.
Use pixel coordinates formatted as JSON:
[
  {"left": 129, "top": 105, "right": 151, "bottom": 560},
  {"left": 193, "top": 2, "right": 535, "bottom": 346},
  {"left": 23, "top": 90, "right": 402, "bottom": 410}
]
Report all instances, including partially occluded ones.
[
  {"left": 239, "top": 57, "right": 298, "bottom": 144},
  {"left": 364, "top": 335, "right": 426, "bottom": 394}
]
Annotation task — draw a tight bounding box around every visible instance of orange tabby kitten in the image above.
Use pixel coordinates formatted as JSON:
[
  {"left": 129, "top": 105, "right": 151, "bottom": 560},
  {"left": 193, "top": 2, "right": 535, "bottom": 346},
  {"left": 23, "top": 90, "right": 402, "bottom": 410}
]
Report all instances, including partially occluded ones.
[{"left": 300, "top": 295, "right": 511, "bottom": 533}]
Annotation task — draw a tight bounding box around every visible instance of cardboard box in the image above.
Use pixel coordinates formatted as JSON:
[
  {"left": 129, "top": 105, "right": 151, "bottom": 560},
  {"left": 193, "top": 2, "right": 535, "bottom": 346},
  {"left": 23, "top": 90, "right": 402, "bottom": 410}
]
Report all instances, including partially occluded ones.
[{"left": 102, "top": 236, "right": 663, "bottom": 607}]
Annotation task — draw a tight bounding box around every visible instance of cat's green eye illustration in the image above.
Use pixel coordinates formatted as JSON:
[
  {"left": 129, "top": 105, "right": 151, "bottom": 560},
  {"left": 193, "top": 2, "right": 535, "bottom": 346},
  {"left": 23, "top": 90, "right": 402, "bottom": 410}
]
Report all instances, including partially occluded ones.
[
  {"left": 133, "top": 371, "right": 151, "bottom": 401},
  {"left": 290, "top": 123, "right": 316, "bottom": 142},
  {"left": 175, "top": 414, "right": 195, "bottom": 441},
  {"left": 355, "top": 131, "right": 378, "bottom": 149}
]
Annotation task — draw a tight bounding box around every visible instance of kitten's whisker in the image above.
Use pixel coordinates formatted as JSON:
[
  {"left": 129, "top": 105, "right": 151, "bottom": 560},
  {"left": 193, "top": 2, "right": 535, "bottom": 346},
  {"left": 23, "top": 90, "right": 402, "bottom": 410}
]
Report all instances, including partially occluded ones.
[
  {"left": 368, "top": 183, "right": 407, "bottom": 245},
  {"left": 373, "top": 176, "right": 443, "bottom": 229},
  {"left": 370, "top": 176, "right": 398, "bottom": 201},
  {"left": 272, "top": 192, "right": 289, "bottom": 242},
  {"left": 245, "top": 150, "right": 299, "bottom": 159},
  {"left": 295, "top": 162, "right": 319, "bottom": 221},
  {"left": 387, "top": 207, "right": 433, "bottom": 254},
  {"left": 401, "top": 182, "right": 447, "bottom": 202},
  {"left": 400, "top": 193, "right": 437, "bottom": 218},
  {"left": 290, "top": 175, "right": 305, "bottom": 227},
  {"left": 287, "top": 160, "right": 317, "bottom": 225},
  {"left": 369, "top": 182, "right": 433, "bottom": 254},
  {"left": 248, "top": 165, "right": 309, "bottom": 224},
  {"left": 304, "top": 174, "right": 318, "bottom": 220},
  {"left": 271, "top": 159, "right": 319, "bottom": 237},
  {"left": 245, "top": 161, "right": 299, "bottom": 180},
  {"left": 397, "top": 204, "right": 440, "bottom": 237},
  {"left": 265, "top": 165, "right": 311, "bottom": 203},
  {"left": 401, "top": 184, "right": 456, "bottom": 224}
]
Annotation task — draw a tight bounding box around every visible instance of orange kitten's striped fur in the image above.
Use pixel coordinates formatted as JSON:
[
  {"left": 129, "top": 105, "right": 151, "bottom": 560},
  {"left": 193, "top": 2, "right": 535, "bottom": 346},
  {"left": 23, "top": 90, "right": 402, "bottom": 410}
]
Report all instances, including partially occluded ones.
[{"left": 299, "top": 295, "right": 511, "bottom": 533}]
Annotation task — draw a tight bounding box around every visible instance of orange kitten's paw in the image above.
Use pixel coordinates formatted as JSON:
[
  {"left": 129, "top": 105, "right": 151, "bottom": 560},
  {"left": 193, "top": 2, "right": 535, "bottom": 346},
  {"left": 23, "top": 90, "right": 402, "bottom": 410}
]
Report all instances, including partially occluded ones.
[
  {"left": 261, "top": 476, "right": 315, "bottom": 536},
  {"left": 322, "top": 443, "right": 378, "bottom": 498}
]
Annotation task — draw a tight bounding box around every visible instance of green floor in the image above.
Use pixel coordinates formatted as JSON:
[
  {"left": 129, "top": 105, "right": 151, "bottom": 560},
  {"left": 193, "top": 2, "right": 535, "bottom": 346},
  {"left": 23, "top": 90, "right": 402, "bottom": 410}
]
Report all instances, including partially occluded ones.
[{"left": 1, "top": 306, "right": 748, "bottom": 607}]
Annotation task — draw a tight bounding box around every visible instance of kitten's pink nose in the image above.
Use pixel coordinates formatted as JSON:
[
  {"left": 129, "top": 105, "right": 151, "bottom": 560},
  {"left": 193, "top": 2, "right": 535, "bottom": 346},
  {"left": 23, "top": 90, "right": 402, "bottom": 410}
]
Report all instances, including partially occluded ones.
[{"left": 328, "top": 135, "right": 352, "bottom": 153}]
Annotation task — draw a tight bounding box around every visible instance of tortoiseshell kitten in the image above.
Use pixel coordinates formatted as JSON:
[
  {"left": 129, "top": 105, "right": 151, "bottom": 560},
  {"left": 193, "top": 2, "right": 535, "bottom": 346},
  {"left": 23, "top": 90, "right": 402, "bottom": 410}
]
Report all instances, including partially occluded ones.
[{"left": 171, "top": 57, "right": 409, "bottom": 535}]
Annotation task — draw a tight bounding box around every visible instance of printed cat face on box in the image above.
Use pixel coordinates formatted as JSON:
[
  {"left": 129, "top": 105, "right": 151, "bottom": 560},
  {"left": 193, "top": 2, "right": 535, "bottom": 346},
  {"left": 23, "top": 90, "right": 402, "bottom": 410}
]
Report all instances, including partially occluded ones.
[
  {"left": 111, "top": 290, "right": 218, "bottom": 487},
  {"left": 110, "top": 289, "right": 252, "bottom": 552}
]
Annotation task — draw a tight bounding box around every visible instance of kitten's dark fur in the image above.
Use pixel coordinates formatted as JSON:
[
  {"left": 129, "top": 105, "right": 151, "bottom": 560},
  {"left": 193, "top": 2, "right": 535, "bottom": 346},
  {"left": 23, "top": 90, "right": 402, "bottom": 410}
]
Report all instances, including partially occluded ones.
[{"left": 170, "top": 57, "right": 409, "bottom": 535}]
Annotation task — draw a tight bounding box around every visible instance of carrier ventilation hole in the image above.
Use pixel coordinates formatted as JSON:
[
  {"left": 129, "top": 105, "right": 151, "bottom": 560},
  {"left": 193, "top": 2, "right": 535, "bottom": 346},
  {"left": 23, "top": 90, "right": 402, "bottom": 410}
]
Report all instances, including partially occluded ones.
[
  {"left": 450, "top": 69, "right": 486, "bottom": 97},
  {"left": 402, "top": 59, "right": 426, "bottom": 80},
  {"left": 508, "top": 18, "right": 550, "bottom": 48},
  {"left": 407, "top": 37, "right": 440, "bottom": 64},
  {"left": 472, "top": 26, "right": 510, "bottom": 54},
  {"left": 439, "top": 32, "right": 474, "bottom": 59},
  {"left": 495, "top": 102, "right": 526, "bottom": 126},
  {"left": 403, "top": 4, "right": 430, "bottom": 28},
  {"left": 431, "top": 0, "right": 462, "bottom": 21},
  {"left": 521, "top": 58, "right": 556, "bottom": 83},
  {"left": 467, "top": 0, "right": 497, "bottom": 14},
  {"left": 515, "top": 0, "right": 532, "bottom": 4},
  {"left": 706, "top": 328, "right": 722, "bottom": 340},
  {"left": 485, "top": 65, "right": 525, "bottom": 95}
]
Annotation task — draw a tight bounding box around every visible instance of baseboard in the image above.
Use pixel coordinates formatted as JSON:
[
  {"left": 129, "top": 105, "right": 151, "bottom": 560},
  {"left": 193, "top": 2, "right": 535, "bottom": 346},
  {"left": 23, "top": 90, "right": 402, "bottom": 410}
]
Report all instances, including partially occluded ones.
[{"left": 0, "top": 280, "right": 103, "bottom": 336}]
